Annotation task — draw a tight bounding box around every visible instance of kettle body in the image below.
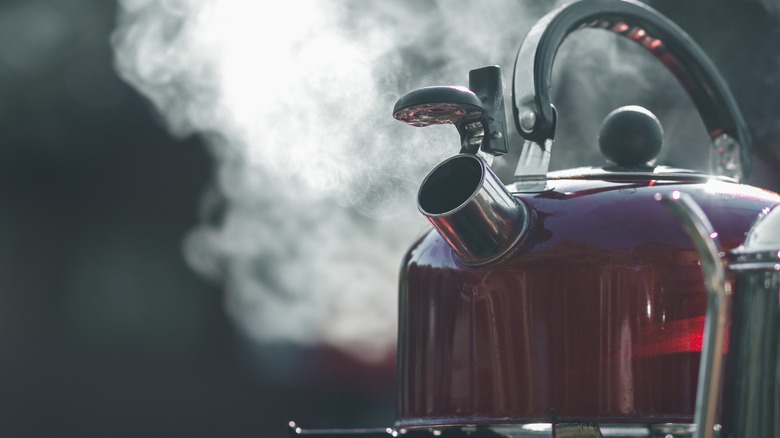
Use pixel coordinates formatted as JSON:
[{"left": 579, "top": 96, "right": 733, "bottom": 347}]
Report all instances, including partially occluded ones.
[
  {"left": 397, "top": 176, "right": 780, "bottom": 427},
  {"left": 389, "top": 0, "right": 771, "bottom": 430},
  {"left": 291, "top": 0, "right": 780, "bottom": 436}
]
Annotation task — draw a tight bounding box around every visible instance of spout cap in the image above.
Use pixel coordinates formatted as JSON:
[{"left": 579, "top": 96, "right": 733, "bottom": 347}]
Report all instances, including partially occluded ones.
[{"left": 393, "top": 86, "right": 484, "bottom": 127}]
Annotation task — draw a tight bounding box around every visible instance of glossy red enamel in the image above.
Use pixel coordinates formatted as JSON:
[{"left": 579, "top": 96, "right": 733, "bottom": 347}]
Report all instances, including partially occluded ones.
[{"left": 396, "top": 179, "right": 780, "bottom": 427}]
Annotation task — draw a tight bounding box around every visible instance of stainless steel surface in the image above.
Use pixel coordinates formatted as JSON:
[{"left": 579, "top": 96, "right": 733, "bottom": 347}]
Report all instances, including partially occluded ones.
[
  {"left": 738, "top": 204, "right": 780, "bottom": 252},
  {"left": 730, "top": 245, "right": 780, "bottom": 271},
  {"left": 545, "top": 166, "right": 736, "bottom": 182},
  {"left": 710, "top": 134, "right": 743, "bottom": 182},
  {"left": 408, "top": 423, "right": 700, "bottom": 438},
  {"left": 461, "top": 120, "right": 485, "bottom": 152},
  {"left": 723, "top": 205, "right": 780, "bottom": 438},
  {"left": 519, "top": 108, "right": 537, "bottom": 133},
  {"left": 290, "top": 423, "right": 711, "bottom": 437},
  {"left": 417, "top": 154, "right": 530, "bottom": 266},
  {"left": 723, "top": 269, "right": 780, "bottom": 437},
  {"left": 513, "top": 139, "right": 552, "bottom": 191},
  {"left": 657, "top": 192, "right": 729, "bottom": 438},
  {"left": 554, "top": 423, "right": 603, "bottom": 437},
  {"left": 649, "top": 424, "right": 699, "bottom": 437}
]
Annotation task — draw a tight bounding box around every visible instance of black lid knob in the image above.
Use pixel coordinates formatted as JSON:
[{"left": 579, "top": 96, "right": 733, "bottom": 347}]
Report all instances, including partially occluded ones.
[{"left": 598, "top": 106, "right": 664, "bottom": 167}]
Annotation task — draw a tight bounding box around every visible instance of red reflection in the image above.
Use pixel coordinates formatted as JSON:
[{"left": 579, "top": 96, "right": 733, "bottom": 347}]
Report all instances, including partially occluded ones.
[
  {"left": 647, "top": 38, "right": 663, "bottom": 50},
  {"left": 612, "top": 22, "right": 629, "bottom": 33},
  {"left": 393, "top": 103, "right": 482, "bottom": 127},
  {"left": 636, "top": 314, "right": 730, "bottom": 358},
  {"left": 635, "top": 316, "right": 704, "bottom": 357},
  {"left": 629, "top": 27, "right": 647, "bottom": 41}
]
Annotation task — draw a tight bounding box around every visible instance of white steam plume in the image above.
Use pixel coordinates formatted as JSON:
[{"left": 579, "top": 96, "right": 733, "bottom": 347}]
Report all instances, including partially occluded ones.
[
  {"left": 112, "top": 0, "right": 701, "bottom": 361},
  {"left": 111, "top": 0, "right": 545, "bottom": 361}
]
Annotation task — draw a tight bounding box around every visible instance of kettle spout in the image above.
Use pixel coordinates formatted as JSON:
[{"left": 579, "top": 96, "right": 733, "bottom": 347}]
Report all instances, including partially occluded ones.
[
  {"left": 417, "top": 154, "right": 530, "bottom": 266},
  {"left": 657, "top": 191, "right": 730, "bottom": 438}
]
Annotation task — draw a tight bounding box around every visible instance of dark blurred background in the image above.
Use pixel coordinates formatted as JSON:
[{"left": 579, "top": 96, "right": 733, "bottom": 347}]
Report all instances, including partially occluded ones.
[
  {"left": 0, "top": 0, "right": 779, "bottom": 437},
  {"left": 0, "top": 1, "right": 396, "bottom": 436}
]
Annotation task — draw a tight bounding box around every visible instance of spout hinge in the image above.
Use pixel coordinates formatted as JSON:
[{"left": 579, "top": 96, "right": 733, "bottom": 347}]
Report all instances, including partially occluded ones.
[{"left": 462, "top": 66, "right": 508, "bottom": 156}]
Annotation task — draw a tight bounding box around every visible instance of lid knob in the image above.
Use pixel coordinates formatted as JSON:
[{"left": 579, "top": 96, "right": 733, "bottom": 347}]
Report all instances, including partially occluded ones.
[{"left": 598, "top": 105, "right": 664, "bottom": 167}]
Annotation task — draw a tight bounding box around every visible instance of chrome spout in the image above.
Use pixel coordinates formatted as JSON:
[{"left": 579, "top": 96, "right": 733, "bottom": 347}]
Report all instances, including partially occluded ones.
[
  {"left": 657, "top": 191, "right": 729, "bottom": 438},
  {"left": 418, "top": 154, "right": 530, "bottom": 266}
]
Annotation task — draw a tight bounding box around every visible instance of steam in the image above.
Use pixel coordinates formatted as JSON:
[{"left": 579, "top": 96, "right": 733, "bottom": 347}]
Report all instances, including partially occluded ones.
[
  {"left": 111, "top": 0, "right": 703, "bottom": 360},
  {"left": 111, "top": 0, "right": 546, "bottom": 361}
]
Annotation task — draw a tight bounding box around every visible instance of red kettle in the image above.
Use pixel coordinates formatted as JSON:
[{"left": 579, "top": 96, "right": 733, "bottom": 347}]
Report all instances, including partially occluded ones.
[
  {"left": 393, "top": 0, "right": 780, "bottom": 436},
  {"left": 291, "top": 0, "right": 780, "bottom": 437}
]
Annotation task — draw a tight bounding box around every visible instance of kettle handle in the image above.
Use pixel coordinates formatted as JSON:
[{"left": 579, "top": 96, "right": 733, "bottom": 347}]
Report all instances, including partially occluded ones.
[{"left": 512, "top": 0, "right": 751, "bottom": 179}]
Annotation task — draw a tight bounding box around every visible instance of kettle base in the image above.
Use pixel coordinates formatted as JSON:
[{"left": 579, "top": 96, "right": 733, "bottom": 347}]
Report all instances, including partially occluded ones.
[{"left": 289, "top": 422, "right": 705, "bottom": 437}]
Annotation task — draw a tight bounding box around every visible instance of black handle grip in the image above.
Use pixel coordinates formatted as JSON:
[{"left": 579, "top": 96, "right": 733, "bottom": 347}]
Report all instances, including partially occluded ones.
[{"left": 512, "top": 0, "right": 751, "bottom": 176}]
